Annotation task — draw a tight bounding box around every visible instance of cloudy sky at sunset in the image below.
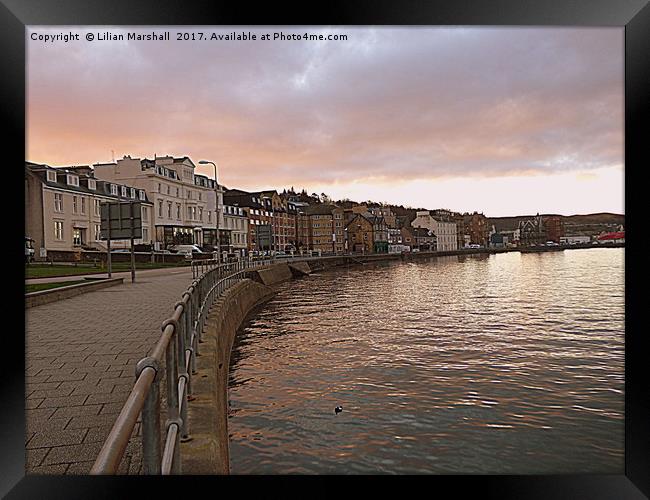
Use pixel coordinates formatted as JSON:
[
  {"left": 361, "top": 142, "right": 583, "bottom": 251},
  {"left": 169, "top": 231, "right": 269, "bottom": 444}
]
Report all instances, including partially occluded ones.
[{"left": 27, "top": 27, "right": 623, "bottom": 216}]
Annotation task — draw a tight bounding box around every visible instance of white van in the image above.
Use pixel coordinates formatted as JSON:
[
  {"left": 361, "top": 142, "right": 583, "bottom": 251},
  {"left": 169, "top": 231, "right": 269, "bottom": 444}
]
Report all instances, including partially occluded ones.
[{"left": 169, "top": 244, "right": 203, "bottom": 258}]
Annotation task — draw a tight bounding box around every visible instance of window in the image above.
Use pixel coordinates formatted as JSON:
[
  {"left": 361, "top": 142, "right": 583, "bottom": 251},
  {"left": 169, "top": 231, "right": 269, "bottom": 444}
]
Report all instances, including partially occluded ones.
[
  {"left": 208, "top": 211, "right": 212, "bottom": 223},
  {"left": 176, "top": 187, "right": 179, "bottom": 197},
  {"left": 121, "top": 186, "right": 127, "bottom": 197},
  {"left": 176, "top": 203, "right": 181, "bottom": 220},
  {"left": 187, "top": 207, "right": 192, "bottom": 219},
  {"left": 199, "top": 208, "right": 203, "bottom": 221},
  {"left": 94, "top": 224, "right": 101, "bottom": 241},
  {"left": 72, "top": 228, "right": 83, "bottom": 246},
  {"left": 80, "top": 197, "right": 86, "bottom": 214},
  {"left": 88, "top": 179, "right": 96, "bottom": 190},
  {"left": 54, "top": 193, "right": 63, "bottom": 212},
  {"left": 139, "top": 190, "right": 145, "bottom": 201},
  {"left": 142, "top": 206, "right": 149, "bottom": 222},
  {"left": 66, "top": 174, "right": 79, "bottom": 186},
  {"left": 111, "top": 184, "right": 118, "bottom": 196},
  {"left": 187, "top": 190, "right": 192, "bottom": 199},
  {"left": 94, "top": 199, "right": 101, "bottom": 216},
  {"left": 130, "top": 188, "right": 136, "bottom": 199},
  {"left": 72, "top": 196, "right": 78, "bottom": 214},
  {"left": 54, "top": 221, "right": 63, "bottom": 240},
  {"left": 142, "top": 227, "right": 149, "bottom": 242},
  {"left": 167, "top": 185, "right": 171, "bottom": 195},
  {"left": 198, "top": 192, "right": 202, "bottom": 201},
  {"left": 167, "top": 202, "right": 172, "bottom": 219},
  {"left": 46, "top": 171, "right": 57, "bottom": 182},
  {"left": 158, "top": 183, "right": 162, "bottom": 192},
  {"left": 158, "top": 200, "right": 163, "bottom": 217}
]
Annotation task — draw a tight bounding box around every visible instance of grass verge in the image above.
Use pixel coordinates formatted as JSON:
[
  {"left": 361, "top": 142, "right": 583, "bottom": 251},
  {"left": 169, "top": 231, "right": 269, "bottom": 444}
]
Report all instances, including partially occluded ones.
[
  {"left": 26, "top": 261, "right": 189, "bottom": 279},
  {"left": 25, "top": 280, "right": 86, "bottom": 294}
]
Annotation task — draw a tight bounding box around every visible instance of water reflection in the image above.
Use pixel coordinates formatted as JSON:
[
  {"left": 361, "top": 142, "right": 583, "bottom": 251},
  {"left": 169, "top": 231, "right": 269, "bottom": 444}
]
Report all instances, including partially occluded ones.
[{"left": 228, "top": 248, "right": 624, "bottom": 474}]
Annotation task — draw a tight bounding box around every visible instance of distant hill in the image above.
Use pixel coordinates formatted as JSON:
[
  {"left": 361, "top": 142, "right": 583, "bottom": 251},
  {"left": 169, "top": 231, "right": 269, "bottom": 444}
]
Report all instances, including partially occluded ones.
[{"left": 489, "top": 213, "right": 625, "bottom": 233}]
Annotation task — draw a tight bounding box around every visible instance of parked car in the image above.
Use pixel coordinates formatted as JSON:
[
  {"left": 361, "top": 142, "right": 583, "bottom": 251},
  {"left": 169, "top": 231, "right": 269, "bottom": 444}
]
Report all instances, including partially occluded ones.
[
  {"left": 168, "top": 244, "right": 204, "bottom": 258},
  {"left": 468, "top": 244, "right": 481, "bottom": 249},
  {"left": 545, "top": 241, "right": 559, "bottom": 246}
]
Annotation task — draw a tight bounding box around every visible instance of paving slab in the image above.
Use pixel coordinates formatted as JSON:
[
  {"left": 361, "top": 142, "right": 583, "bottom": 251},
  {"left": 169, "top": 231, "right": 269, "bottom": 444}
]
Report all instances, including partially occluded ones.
[{"left": 25, "top": 267, "right": 193, "bottom": 475}]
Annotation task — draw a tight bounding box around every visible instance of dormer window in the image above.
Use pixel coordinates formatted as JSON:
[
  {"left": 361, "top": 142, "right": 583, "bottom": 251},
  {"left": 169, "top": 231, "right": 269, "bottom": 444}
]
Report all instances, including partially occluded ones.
[
  {"left": 121, "top": 186, "right": 127, "bottom": 197},
  {"left": 130, "top": 187, "right": 136, "bottom": 198},
  {"left": 46, "top": 171, "right": 57, "bottom": 182},
  {"left": 139, "top": 190, "right": 145, "bottom": 201},
  {"left": 110, "top": 184, "right": 118, "bottom": 196},
  {"left": 88, "top": 179, "right": 96, "bottom": 190},
  {"left": 66, "top": 174, "right": 79, "bottom": 187}
]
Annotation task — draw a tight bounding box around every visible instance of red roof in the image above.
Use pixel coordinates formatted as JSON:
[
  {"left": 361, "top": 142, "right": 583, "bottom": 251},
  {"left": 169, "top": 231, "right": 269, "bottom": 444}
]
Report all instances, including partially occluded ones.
[{"left": 597, "top": 231, "right": 625, "bottom": 241}]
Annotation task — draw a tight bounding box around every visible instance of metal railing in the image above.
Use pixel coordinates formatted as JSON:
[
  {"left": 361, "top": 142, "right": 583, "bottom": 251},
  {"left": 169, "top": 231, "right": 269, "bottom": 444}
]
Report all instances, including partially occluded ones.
[
  {"left": 90, "top": 251, "right": 366, "bottom": 474},
  {"left": 91, "top": 257, "right": 273, "bottom": 475}
]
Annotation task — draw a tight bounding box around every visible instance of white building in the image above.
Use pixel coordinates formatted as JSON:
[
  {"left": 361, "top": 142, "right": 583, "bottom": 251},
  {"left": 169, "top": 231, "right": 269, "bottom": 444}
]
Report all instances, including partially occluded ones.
[
  {"left": 93, "top": 155, "right": 224, "bottom": 249},
  {"left": 25, "top": 162, "right": 154, "bottom": 257},
  {"left": 560, "top": 235, "right": 591, "bottom": 245},
  {"left": 222, "top": 204, "right": 248, "bottom": 254},
  {"left": 411, "top": 210, "right": 458, "bottom": 251}
]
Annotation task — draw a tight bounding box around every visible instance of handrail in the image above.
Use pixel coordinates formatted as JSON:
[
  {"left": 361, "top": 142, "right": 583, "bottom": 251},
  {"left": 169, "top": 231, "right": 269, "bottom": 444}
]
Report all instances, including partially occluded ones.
[
  {"left": 91, "top": 252, "right": 362, "bottom": 475},
  {"left": 91, "top": 257, "right": 271, "bottom": 474}
]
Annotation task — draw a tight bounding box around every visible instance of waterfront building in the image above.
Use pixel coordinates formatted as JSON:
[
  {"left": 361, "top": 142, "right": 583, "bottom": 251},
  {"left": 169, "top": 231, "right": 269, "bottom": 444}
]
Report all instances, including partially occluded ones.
[
  {"left": 223, "top": 189, "right": 273, "bottom": 251},
  {"left": 292, "top": 203, "right": 312, "bottom": 252},
  {"left": 400, "top": 226, "right": 436, "bottom": 251},
  {"left": 368, "top": 205, "right": 397, "bottom": 229},
  {"left": 518, "top": 214, "right": 545, "bottom": 246},
  {"left": 560, "top": 235, "right": 590, "bottom": 245},
  {"left": 500, "top": 228, "right": 520, "bottom": 246},
  {"left": 255, "top": 190, "right": 294, "bottom": 251},
  {"left": 92, "top": 155, "right": 223, "bottom": 249},
  {"left": 452, "top": 212, "right": 468, "bottom": 249},
  {"left": 387, "top": 227, "right": 402, "bottom": 245},
  {"left": 305, "top": 204, "right": 344, "bottom": 254},
  {"left": 490, "top": 232, "right": 506, "bottom": 248},
  {"left": 411, "top": 210, "right": 458, "bottom": 251},
  {"left": 344, "top": 213, "right": 374, "bottom": 254},
  {"left": 465, "top": 212, "right": 490, "bottom": 247},
  {"left": 596, "top": 231, "right": 625, "bottom": 244},
  {"left": 25, "top": 162, "right": 154, "bottom": 258},
  {"left": 222, "top": 204, "right": 249, "bottom": 254},
  {"left": 365, "top": 213, "right": 389, "bottom": 253},
  {"left": 543, "top": 215, "right": 565, "bottom": 243}
]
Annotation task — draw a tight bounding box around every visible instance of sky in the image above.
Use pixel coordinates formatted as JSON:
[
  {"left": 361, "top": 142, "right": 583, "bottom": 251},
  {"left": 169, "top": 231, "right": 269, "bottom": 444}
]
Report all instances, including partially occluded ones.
[{"left": 26, "top": 27, "right": 624, "bottom": 217}]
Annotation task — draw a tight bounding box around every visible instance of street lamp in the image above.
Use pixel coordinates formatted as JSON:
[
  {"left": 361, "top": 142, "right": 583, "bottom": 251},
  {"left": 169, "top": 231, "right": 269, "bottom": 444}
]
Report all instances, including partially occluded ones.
[{"left": 198, "top": 160, "right": 221, "bottom": 262}]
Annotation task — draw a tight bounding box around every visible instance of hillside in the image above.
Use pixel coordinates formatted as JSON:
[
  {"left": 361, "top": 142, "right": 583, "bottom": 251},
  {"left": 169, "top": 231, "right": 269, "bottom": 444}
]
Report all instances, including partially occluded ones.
[{"left": 489, "top": 213, "right": 625, "bottom": 233}]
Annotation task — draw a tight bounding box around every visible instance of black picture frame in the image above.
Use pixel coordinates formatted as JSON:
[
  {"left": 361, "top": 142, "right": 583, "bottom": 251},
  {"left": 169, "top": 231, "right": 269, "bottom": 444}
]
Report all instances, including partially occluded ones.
[{"left": 2, "top": 0, "right": 648, "bottom": 498}]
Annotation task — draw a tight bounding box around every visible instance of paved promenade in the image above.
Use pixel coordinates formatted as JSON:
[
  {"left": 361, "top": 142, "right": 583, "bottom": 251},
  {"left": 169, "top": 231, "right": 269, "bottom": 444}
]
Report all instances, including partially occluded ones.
[{"left": 25, "top": 267, "right": 194, "bottom": 474}]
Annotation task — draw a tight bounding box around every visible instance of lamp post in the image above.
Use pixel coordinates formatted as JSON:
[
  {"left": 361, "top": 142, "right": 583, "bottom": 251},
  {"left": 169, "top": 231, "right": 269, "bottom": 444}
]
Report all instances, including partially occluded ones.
[{"left": 198, "top": 160, "right": 221, "bottom": 262}]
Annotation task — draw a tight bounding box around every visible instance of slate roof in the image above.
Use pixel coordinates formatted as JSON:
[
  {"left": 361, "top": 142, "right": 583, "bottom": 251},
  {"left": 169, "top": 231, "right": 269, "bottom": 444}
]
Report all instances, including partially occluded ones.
[{"left": 25, "top": 162, "right": 152, "bottom": 204}]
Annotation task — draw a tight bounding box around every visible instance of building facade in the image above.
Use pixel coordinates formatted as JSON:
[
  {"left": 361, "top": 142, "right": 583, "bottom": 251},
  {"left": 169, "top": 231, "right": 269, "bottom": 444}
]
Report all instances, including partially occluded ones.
[
  {"left": 92, "top": 155, "right": 223, "bottom": 250},
  {"left": 306, "top": 204, "right": 344, "bottom": 254},
  {"left": 344, "top": 214, "right": 374, "bottom": 254},
  {"left": 465, "top": 212, "right": 489, "bottom": 247},
  {"left": 26, "top": 162, "right": 154, "bottom": 258},
  {"left": 223, "top": 189, "right": 273, "bottom": 252},
  {"left": 222, "top": 204, "right": 249, "bottom": 254},
  {"left": 411, "top": 210, "right": 458, "bottom": 251}
]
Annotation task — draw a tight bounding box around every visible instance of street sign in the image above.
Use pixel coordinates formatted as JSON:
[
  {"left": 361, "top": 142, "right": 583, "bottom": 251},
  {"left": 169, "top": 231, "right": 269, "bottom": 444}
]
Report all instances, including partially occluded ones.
[{"left": 100, "top": 202, "right": 143, "bottom": 240}]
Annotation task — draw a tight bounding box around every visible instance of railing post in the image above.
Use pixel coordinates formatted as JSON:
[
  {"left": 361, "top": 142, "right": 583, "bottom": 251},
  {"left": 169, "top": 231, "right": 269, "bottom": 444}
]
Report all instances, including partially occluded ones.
[
  {"left": 162, "top": 319, "right": 180, "bottom": 434},
  {"left": 136, "top": 357, "right": 161, "bottom": 474}
]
